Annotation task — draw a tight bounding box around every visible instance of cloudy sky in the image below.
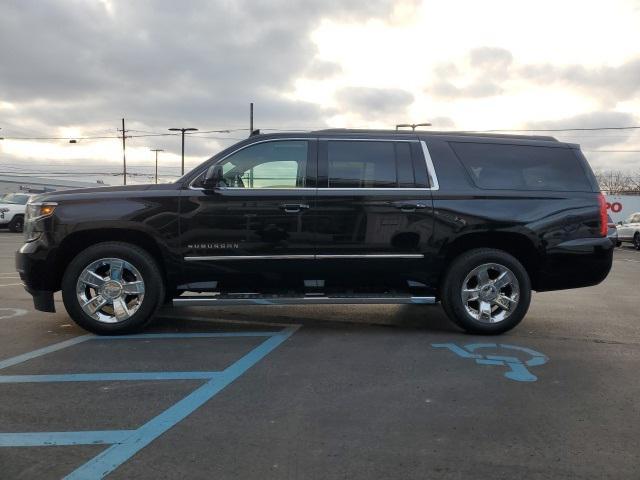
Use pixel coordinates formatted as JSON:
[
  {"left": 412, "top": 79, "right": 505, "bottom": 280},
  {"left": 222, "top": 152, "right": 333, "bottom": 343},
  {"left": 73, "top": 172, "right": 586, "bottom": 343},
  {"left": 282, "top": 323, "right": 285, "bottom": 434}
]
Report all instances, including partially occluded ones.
[{"left": 1, "top": 0, "right": 639, "bottom": 185}]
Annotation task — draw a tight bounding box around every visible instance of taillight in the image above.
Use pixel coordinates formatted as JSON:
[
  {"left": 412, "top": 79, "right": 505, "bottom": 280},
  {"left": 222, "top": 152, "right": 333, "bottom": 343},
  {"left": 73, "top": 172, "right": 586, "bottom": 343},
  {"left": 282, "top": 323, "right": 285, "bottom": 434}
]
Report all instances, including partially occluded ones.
[{"left": 598, "top": 193, "right": 607, "bottom": 237}]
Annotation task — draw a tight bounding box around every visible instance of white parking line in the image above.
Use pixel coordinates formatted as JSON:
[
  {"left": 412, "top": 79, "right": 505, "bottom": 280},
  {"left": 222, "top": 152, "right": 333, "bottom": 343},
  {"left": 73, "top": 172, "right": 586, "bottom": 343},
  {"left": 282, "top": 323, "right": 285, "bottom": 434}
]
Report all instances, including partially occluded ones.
[
  {"left": 0, "top": 283, "right": 23, "bottom": 287},
  {"left": 0, "top": 308, "right": 27, "bottom": 320}
]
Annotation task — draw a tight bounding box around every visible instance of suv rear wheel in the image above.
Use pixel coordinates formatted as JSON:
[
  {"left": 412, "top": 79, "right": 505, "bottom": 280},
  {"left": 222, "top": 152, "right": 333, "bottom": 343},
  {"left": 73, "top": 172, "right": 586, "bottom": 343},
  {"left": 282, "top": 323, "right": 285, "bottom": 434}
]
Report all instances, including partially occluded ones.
[
  {"left": 441, "top": 248, "right": 531, "bottom": 334},
  {"left": 61, "top": 242, "right": 165, "bottom": 334}
]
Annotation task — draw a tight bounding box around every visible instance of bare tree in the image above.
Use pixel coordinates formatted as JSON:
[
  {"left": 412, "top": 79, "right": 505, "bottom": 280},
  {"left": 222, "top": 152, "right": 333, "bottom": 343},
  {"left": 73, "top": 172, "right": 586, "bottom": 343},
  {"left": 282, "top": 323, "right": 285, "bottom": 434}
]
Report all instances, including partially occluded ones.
[{"left": 594, "top": 170, "right": 640, "bottom": 195}]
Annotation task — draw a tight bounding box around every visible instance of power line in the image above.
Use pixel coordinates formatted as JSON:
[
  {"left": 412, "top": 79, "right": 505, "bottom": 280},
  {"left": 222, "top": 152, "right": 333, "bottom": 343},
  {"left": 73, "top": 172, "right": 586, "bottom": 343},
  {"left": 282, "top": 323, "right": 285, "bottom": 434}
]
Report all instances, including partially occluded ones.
[
  {"left": 3, "top": 124, "right": 639, "bottom": 140},
  {"left": 474, "top": 126, "right": 640, "bottom": 133},
  {"left": 0, "top": 171, "right": 180, "bottom": 177},
  {"left": 584, "top": 149, "right": 640, "bottom": 153}
]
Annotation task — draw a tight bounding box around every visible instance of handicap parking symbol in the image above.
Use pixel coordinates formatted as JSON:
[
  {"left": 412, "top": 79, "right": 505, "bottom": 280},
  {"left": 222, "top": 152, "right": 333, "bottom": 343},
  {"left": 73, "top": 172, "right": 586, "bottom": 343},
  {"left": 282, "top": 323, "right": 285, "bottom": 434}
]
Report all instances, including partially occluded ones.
[{"left": 432, "top": 343, "right": 548, "bottom": 382}]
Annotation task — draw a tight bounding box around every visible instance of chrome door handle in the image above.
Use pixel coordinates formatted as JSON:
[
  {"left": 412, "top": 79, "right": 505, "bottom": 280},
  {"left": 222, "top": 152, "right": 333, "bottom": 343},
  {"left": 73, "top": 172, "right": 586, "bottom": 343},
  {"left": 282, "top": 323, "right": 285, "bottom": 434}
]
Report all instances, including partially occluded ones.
[
  {"left": 395, "top": 203, "right": 427, "bottom": 212},
  {"left": 279, "top": 203, "right": 309, "bottom": 213}
]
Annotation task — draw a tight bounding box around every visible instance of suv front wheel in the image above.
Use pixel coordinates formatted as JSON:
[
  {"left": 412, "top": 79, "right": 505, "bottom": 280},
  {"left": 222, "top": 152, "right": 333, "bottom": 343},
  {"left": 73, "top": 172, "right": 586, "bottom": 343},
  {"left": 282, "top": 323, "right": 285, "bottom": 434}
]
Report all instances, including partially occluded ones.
[
  {"left": 441, "top": 248, "right": 531, "bottom": 334},
  {"left": 62, "top": 242, "right": 165, "bottom": 334}
]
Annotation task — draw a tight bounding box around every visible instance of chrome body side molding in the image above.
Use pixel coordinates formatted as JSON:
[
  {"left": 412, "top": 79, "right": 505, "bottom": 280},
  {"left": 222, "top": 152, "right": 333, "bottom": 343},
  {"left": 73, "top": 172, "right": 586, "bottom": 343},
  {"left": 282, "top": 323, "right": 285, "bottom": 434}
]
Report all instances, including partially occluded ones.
[{"left": 184, "top": 254, "right": 425, "bottom": 261}]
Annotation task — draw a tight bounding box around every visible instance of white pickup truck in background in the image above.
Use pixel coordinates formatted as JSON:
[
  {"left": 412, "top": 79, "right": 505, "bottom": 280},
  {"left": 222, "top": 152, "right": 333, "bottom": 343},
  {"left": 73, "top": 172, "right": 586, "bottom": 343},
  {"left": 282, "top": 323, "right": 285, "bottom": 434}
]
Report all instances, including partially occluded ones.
[{"left": 0, "top": 193, "right": 32, "bottom": 232}]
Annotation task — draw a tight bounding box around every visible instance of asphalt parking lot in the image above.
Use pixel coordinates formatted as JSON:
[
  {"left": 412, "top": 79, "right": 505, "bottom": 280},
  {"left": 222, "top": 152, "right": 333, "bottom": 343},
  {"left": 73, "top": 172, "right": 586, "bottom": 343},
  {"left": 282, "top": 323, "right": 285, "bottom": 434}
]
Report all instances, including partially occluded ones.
[{"left": 0, "top": 231, "right": 638, "bottom": 479}]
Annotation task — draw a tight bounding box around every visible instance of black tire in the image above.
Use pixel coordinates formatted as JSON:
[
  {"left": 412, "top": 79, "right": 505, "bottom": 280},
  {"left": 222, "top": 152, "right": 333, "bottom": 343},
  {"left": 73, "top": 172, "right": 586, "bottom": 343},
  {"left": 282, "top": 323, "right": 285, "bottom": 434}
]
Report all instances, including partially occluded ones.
[
  {"left": 440, "top": 248, "right": 532, "bottom": 335},
  {"left": 62, "top": 242, "right": 165, "bottom": 335},
  {"left": 634, "top": 233, "right": 640, "bottom": 250},
  {"left": 616, "top": 241, "right": 622, "bottom": 248},
  {"left": 8, "top": 215, "right": 24, "bottom": 233}
]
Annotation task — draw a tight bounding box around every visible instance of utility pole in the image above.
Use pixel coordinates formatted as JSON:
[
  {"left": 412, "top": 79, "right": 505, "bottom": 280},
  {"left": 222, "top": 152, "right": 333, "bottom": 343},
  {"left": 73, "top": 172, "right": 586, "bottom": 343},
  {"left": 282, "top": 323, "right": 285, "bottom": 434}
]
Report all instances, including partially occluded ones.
[
  {"left": 118, "top": 118, "right": 128, "bottom": 185},
  {"left": 150, "top": 149, "right": 163, "bottom": 184},
  {"left": 250, "top": 102, "right": 254, "bottom": 134},
  {"left": 168, "top": 127, "right": 198, "bottom": 176}
]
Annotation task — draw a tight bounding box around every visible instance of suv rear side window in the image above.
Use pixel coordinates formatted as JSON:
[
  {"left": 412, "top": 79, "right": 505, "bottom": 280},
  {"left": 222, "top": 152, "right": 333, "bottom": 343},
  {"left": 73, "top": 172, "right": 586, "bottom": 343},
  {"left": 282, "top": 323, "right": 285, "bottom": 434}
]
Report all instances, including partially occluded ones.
[
  {"left": 326, "top": 141, "right": 421, "bottom": 188},
  {"left": 450, "top": 142, "right": 592, "bottom": 191}
]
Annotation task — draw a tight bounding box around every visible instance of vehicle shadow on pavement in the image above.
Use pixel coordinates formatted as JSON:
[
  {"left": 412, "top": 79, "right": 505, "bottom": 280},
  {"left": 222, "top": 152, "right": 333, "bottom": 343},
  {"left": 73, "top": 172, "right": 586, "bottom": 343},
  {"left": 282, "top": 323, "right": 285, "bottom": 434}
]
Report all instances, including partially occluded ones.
[{"left": 153, "top": 304, "right": 460, "bottom": 334}]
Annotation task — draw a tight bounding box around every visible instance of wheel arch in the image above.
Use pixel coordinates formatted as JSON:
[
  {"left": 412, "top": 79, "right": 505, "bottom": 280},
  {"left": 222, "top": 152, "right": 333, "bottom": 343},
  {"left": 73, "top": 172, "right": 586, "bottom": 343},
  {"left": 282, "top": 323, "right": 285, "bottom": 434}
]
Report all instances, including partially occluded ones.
[
  {"left": 440, "top": 231, "right": 541, "bottom": 290},
  {"left": 54, "top": 228, "right": 169, "bottom": 291}
]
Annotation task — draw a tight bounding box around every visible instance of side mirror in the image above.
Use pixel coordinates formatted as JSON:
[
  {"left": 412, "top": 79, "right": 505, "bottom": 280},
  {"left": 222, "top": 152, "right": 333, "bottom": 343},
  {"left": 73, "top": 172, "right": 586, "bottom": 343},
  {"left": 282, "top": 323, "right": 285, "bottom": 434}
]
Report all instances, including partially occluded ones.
[{"left": 203, "top": 165, "right": 224, "bottom": 189}]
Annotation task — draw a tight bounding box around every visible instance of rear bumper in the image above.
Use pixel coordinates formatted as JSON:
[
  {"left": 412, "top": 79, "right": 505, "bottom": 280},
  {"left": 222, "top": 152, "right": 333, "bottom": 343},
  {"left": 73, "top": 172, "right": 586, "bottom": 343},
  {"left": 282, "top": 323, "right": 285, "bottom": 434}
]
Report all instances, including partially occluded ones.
[
  {"left": 536, "top": 237, "right": 613, "bottom": 291},
  {"left": 15, "top": 245, "right": 56, "bottom": 313}
]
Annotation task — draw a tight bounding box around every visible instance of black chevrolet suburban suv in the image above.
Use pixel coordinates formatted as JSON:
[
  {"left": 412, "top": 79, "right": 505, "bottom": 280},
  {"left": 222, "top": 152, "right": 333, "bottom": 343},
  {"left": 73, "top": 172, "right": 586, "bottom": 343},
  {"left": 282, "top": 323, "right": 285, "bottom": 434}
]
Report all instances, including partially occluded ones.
[{"left": 16, "top": 129, "right": 613, "bottom": 335}]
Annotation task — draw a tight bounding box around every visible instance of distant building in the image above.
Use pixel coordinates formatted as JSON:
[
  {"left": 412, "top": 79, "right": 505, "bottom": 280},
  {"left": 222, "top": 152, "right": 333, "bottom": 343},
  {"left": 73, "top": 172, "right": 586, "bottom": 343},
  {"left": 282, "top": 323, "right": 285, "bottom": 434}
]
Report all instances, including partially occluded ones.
[{"left": 0, "top": 175, "right": 105, "bottom": 195}]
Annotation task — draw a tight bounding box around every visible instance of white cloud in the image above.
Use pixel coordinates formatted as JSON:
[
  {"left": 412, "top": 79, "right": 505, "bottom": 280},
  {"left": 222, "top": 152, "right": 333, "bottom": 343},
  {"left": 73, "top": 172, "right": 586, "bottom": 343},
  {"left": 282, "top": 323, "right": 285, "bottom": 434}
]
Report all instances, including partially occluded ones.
[{"left": 1, "top": 0, "right": 640, "bottom": 178}]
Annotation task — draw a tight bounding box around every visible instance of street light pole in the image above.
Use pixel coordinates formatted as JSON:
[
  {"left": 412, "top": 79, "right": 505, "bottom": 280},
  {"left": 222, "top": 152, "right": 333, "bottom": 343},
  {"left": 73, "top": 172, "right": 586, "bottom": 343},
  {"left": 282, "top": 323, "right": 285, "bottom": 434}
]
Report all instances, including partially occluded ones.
[
  {"left": 168, "top": 127, "right": 198, "bottom": 176},
  {"left": 120, "top": 118, "right": 128, "bottom": 185},
  {"left": 150, "top": 149, "right": 164, "bottom": 184},
  {"left": 395, "top": 122, "right": 432, "bottom": 131}
]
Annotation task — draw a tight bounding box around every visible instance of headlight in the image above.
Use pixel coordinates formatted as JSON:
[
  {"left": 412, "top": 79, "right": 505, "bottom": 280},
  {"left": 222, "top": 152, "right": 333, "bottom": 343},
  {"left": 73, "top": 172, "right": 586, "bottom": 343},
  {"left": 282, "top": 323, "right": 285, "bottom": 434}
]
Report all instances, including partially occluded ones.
[{"left": 26, "top": 202, "right": 58, "bottom": 221}]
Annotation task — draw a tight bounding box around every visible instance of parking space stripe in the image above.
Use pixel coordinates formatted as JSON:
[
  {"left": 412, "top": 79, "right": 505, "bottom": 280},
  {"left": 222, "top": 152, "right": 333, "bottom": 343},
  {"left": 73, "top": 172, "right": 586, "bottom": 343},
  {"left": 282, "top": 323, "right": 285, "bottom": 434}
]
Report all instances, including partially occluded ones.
[
  {"left": 0, "top": 430, "right": 136, "bottom": 447},
  {"left": 65, "top": 325, "right": 300, "bottom": 480},
  {"left": 0, "top": 334, "right": 94, "bottom": 370},
  {"left": 99, "top": 332, "right": 280, "bottom": 339},
  {"left": 0, "top": 371, "right": 222, "bottom": 383}
]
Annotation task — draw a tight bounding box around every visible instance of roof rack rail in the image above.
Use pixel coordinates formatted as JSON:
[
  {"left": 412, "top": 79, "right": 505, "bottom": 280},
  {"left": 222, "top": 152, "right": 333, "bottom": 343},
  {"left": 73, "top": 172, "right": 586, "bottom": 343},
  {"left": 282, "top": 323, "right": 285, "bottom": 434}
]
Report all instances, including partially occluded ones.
[{"left": 311, "top": 128, "right": 558, "bottom": 142}]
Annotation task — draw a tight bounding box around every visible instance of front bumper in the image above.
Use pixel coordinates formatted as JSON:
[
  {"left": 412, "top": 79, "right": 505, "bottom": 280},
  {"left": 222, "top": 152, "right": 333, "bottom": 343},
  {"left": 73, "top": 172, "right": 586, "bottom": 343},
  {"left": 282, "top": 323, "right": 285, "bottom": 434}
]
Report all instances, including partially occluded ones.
[{"left": 16, "top": 243, "right": 57, "bottom": 313}]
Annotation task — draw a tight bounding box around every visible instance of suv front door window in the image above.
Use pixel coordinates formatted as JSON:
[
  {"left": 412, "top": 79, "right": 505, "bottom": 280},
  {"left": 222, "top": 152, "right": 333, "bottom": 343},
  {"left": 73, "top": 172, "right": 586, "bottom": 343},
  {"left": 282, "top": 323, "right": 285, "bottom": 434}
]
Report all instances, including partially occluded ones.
[{"left": 219, "top": 140, "right": 308, "bottom": 189}]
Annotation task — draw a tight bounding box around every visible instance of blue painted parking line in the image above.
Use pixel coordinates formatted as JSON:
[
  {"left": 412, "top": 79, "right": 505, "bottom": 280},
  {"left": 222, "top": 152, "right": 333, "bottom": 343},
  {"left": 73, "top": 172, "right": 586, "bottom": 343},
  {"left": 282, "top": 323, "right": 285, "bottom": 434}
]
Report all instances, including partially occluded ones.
[
  {"left": 432, "top": 342, "right": 548, "bottom": 382},
  {"left": 0, "top": 430, "right": 135, "bottom": 447},
  {"left": 0, "top": 371, "right": 222, "bottom": 383},
  {"left": 0, "top": 334, "right": 93, "bottom": 370},
  {"left": 0, "top": 325, "right": 300, "bottom": 479}
]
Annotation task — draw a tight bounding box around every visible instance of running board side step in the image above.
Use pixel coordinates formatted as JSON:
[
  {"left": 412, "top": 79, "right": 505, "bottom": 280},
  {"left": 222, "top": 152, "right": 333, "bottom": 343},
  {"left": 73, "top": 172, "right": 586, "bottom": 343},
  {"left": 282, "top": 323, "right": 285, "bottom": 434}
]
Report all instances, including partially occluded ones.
[{"left": 172, "top": 295, "right": 437, "bottom": 307}]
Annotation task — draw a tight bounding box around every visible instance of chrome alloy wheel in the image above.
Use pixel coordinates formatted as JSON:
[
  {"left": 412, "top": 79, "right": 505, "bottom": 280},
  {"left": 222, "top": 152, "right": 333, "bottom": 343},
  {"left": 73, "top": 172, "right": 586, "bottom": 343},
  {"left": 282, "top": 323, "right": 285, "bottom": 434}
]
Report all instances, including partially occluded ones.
[
  {"left": 76, "top": 258, "right": 145, "bottom": 323},
  {"left": 461, "top": 263, "right": 520, "bottom": 324}
]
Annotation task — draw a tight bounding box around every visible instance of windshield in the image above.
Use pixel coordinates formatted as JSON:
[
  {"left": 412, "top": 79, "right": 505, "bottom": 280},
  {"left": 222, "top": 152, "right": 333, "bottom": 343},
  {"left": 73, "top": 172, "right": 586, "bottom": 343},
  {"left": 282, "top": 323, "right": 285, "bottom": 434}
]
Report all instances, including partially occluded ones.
[{"left": 2, "top": 193, "right": 30, "bottom": 205}]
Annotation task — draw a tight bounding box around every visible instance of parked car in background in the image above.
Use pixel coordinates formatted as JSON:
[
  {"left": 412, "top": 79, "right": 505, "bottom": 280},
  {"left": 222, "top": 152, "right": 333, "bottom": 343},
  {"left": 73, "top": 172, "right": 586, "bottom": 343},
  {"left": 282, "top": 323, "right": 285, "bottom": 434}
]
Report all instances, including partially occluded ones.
[
  {"left": 607, "top": 215, "right": 619, "bottom": 246},
  {"left": 617, "top": 212, "right": 640, "bottom": 249},
  {"left": 0, "top": 193, "right": 32, "bottom": 232}
]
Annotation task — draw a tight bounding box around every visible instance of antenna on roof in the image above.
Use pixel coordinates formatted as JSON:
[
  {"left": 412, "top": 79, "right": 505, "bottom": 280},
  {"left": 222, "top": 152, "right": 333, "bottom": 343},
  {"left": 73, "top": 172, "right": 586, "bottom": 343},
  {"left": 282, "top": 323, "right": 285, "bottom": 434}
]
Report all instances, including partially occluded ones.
[{"left": 396, "top": 122, "right": 432, "bottom": 131}]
